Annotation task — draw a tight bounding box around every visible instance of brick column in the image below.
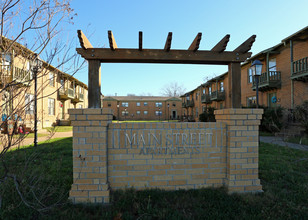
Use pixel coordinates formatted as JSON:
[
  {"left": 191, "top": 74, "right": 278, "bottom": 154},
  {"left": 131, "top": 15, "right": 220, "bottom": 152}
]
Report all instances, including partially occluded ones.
[
  {"left": 215, "top": 108, "right": 263, "bottom": 193},
  {"left": 68, "top": 108, "right": 113, "bottom": 203}
]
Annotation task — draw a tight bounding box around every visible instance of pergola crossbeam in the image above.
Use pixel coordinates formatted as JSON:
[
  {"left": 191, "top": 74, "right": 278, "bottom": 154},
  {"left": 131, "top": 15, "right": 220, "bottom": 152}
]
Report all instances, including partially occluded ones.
[
  {"left": 77, "top": 30, "right": 93, "bottom": 50},
  {"left": 164, "top": 32, "right": 172, "bottom": 51},
  {"left": 188, "top": 33, "right": 202, "bottom": 52},
  {"left": 139, "top": 31, "right": 143, "bottom": 51},
  {"left": 234, "top": 35, "right": 256, "bottom": 53},
  {"left": 211, "top": 34, "right": 230, "bottom": 53},
  {"left": 108, "top": 30, "right": 118, "bottom": 51}
]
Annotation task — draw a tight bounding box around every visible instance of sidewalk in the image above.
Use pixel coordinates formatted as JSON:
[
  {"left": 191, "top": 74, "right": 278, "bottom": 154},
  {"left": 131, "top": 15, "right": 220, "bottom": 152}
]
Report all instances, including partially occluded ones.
[
  {"left": 260, "top": 136, "right": 308, "bottom": 151},
  {"left": 16, "top": 131, "right": 72, "bottom": 147}
]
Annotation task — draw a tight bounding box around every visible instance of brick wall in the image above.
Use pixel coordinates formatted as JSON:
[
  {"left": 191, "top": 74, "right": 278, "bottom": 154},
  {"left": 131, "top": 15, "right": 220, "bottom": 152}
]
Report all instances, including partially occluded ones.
[{"left": 69, "top": 108, "right": 263, "bottom": 204}]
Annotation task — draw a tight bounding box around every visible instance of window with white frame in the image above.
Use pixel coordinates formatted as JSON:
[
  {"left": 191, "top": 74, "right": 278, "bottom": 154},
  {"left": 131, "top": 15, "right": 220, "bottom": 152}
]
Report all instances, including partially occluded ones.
[
  {"left": 144, "top": 111, "right": 148, "bottom": 115},
  {"left": 248, "top": 68, "right": 253, "bottom": 83},
  {"left": 122, "top": 111, "right": 129, "bottom": 116},
  {"left": 269, "top": 58, "right": 276, "bottom": 71},
  {"left": 144, "top": 102, "right": 148, "bottom": 106},
  {"left": 122, "top": 102, "right": 128, "bottom": 107},
  {"left": 155, "top": 111, "right": 162, "bottom": 116},
  {"left": 220, "top": 82, "right": 224, "bottom": 91},
  {"left": 49, "top": 72, "right": 55, "bottom": 86},
  {"left": 48, "top": 98, "right": 55, "bottom": 115},
  {"left": 136, "top": 111, "right": 140, "bottom": 115},
  {"left": 136, "top": 102, "right": 140, "bottom": 107},
  {"left": 25, "top": 94, "right": 34, "bottom": 115},
  {"left": 155, "top": 102, "right": 162, "bottom": 107}
]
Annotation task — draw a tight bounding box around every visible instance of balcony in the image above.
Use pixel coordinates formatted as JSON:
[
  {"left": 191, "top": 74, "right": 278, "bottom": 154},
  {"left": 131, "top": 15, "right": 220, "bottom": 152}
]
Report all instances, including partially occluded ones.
[
  {"left": 12, "top": 66, "right": 31, "bottom": 86},
  {"left": 210, "top": 90, "right": 225, "bottom": 101},
  {"left": 201, "top": 94, "right": 211, "bottom": 103},
  {"left": 0, "top": 69, "right": 12, "bottom": 85},
  {"left": 182, "top": 100, "right": 194, "bottom": 108},
  {"left": 291, "top": 57, "right": 308, "bottom": 81},
  {"left": 71, "top": 92, "right": 84, "bottom": 103},
  {"left": 58, "top": 88, "right": 75, "bottom": 100},
  {"left": 252, "top": 71, "right": 281, "bottom": 91}
]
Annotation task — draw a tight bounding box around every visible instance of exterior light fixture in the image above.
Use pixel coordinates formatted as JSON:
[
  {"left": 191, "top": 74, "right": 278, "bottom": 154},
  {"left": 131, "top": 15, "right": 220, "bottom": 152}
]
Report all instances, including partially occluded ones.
[{"left": 250, "top": 59, "right": 263, "bottom": 108}]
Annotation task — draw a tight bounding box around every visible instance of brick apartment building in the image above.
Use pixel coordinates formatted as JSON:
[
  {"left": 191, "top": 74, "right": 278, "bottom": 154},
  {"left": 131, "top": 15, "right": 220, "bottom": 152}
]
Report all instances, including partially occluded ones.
[
  {"left": 102, "top": 96, "right": 182, "bottom": 121},
  {"left": 182, "top": 26, "right": 308, "bottom": 121},
  {"left": 0, "top": 38, "right": 88, "bottom": 131}
]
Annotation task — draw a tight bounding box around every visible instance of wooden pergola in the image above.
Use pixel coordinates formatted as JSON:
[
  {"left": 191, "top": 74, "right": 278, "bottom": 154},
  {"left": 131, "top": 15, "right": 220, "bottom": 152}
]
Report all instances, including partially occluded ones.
[{"left": 77, "top": 30, "right": 256, "bottom": 108}]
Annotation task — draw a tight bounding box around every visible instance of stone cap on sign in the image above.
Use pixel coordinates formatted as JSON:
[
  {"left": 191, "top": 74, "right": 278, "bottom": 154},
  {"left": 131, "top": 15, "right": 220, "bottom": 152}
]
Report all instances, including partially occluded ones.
[
  {"left": 68, "top": 108, "right": 114, "bottom": 115},
  {"left": 214, "top": 108, "right": 264, "bottom": 115}
]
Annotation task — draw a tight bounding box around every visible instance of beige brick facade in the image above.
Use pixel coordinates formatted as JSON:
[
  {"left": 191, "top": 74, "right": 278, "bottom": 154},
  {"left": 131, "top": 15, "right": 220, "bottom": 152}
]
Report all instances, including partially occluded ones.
[
  {"left": 0, "top": 42, "right": 88, "bottom": 131},
  {"left": 69, "top": 108, "right": 263, "bottom": 204}
]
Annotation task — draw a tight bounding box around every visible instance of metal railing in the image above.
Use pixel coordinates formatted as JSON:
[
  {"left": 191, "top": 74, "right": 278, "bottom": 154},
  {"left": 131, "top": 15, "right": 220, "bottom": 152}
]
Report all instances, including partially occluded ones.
[
  {"left": 201, "top": 94, "right": 211, "bottom": 103},
  {"left": 182, "top": 100, "right": 194, "bottom": 108},
  {"left": 292, "top": 57, "right": 308, "bottom": 76},
  {"left": 13, "top": 66, "right": 31, "bottom": 85},
  {"left": 253, "top": 71, "right": 281, "bottom": 87},
  {"left": 210, "top": 90, "right": 225, "bottom": 101}
]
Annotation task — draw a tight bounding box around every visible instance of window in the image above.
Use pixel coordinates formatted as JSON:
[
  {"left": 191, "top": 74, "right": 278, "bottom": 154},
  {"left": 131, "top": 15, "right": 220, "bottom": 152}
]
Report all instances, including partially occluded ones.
[
  {"left": 248, "top": 68, "right": 253, "bottom": 83},
  {"left": 144, "top": 111, "right": 148, "bottom": 115},
  {"left": 1, "top": 53, "right": 11, "bottom": 72},
  {"left": 122, "top": 111, "right": 129, "bottom": 116},
  {"left": 220, "top": 82, "right": 224, "bottom": 91},
  {"left": 49, "top": 72, "right": 55, "bottom": 86},
  {"left": 122, "top": 102, "right": 128, "bottom": 107},
  {"left": 209, "top": 87, "right": 212, "bottom": 94},
  {"left": 136, "top": 111, "right": 140, "bottom": 115},
  {"left": 155, "top": 102, "right": 162, "bottom": 107},
  {"left": 196, "top": 107, "right": 198, "bottom": 117},
  {"left": 269, "top": 58, "right": 276, "bottom": 71},
  {"left": 25, "top": 94, "right": 34, "bottom": 115},
  {"left": 196, "top": 92, "right": 198, "bottom": 100},
  {"left": 48, "top": 98, "right": 55, "bottom": 115},
  {"left": 107, "top": 103, "right": 111, "bottom": 107},
  {"left": 144, "top": 102, "right": 148, "bottom": 106},
  {"left": 247, "top": 96, "right": 256, "bottom": 107},
  {"left": 155, "top": 111, "right": 162, "bottom": 116},
  {"left": 136, "top": 102, "right": 140, "bottom": 107},
  {"left": 202, "top": 88, "right": 206, "bottom": 94},
  {"left": 172, "top": 103, "right": 176, "bottom": 107}
]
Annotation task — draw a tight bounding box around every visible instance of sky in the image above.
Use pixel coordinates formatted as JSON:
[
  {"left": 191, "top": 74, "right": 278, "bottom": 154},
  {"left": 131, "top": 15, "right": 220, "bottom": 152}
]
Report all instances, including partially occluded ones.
[{"left": 67, "top": 0, "right": 308, "bottom": 96}]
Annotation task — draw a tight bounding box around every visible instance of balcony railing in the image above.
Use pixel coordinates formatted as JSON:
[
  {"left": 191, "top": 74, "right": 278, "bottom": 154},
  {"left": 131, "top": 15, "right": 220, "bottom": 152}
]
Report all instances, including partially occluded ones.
[
  {"left": 12, "top": 66, "right": 31, "bottom": 86},
  {"left": 58, "top": 88, "right": 75, "bottom": 100},
  {"left": 292, "top": 57, "right": 308, "bottom": 81},
  {"left": 210, "top": 90, "right": 225, "bottom": 101},
  {"left": 252, "top": 71, "right": 281, "bottom": 91},
  {"left": 201, "top": 94, "right": 211, "bottom": 103},
  {"left": 182, "top": 100, "right": 194, "bottom": 108},
  {"left": 71, "top": 92, "right": 84, "bottom": 103},
  {"left": 0, "top": 68, "right": 12, "bottom": 84}
]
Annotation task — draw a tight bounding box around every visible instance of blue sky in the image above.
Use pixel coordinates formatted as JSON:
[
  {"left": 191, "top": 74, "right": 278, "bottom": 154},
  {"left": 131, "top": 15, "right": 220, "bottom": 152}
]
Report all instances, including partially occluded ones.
[{"left": 68, "top": 0, "right": 308, "bottom": 96}]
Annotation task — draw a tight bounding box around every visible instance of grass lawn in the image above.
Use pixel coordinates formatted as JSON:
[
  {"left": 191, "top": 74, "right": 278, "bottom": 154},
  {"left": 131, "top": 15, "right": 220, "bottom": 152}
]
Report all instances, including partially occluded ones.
[
  {"left": 45, "top": 126, "right": 72, "bottom": 132},
  {"left": 285, "top": 136, "right": 308, "bottom": 146},
  {"left": 0, "top": 139, "right": 307, "bottom": 219}
]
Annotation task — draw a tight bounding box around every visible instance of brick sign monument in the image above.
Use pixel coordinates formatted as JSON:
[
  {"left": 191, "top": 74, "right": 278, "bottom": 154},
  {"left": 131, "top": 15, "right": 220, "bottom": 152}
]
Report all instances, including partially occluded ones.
[{"left": 69, "top": 31, "right": 263, "bottom": 203}]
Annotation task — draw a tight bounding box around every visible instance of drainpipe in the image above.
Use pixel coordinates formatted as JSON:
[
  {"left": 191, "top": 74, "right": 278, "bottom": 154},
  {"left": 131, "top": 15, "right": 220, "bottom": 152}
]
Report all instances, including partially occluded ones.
[{"left": 290, "top": 40, "right": 294, "bottom": 109}]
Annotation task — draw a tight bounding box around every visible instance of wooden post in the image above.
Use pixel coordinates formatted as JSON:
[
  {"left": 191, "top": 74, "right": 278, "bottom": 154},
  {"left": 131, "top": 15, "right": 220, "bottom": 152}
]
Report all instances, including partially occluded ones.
[
  {"left": 228, "top": 62, "right": 241, "bottom": 108},
  {"left": 88, "top": 60, "right": 101, "bottom": 108}
]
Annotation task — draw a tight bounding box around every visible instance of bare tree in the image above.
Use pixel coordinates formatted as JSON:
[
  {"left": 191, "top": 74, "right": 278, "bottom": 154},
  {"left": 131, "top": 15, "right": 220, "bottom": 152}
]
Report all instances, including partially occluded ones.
[
  {"left": 161, "top": 81, "right": 186, "bottom": 97},
  {"left": 0, "top": 0, "right": 85, "bottom": 215}
]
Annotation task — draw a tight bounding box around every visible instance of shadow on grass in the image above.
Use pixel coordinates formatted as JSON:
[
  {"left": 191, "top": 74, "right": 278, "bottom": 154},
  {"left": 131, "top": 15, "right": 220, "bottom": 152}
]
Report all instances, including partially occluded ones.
[{"left": 1, "top": 139, "right": 308, "bottom": 219}]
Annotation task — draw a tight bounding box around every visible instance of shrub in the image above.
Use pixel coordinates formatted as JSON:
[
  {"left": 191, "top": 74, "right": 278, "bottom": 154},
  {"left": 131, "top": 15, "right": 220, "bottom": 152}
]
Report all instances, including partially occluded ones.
[
  {"left": 199, "top": 107, "right": 216, "bottom": 122},
  {"left": 260, "top": 106, "right": 285, "bottom": 133},
  {"left": 294, "top": 100, "right": 308, "bottom": 135}
]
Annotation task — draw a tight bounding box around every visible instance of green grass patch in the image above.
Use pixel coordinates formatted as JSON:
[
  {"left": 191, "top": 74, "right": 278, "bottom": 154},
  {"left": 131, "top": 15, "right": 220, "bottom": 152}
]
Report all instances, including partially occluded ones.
[
  {"left": 285, "top": 136, "right": 308, "bottom": 145},
  {"left": 0, "top": 140, "right": 307, "bottom": 219},
  {"left": 23, "top": 133, "right": 49, "bottom": 139},
  {"left": 259, "top": 131, "right": 275, "bottom": 136},
  {"left": 45, "top": 126, "right": 72, "bottom": 132}
]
